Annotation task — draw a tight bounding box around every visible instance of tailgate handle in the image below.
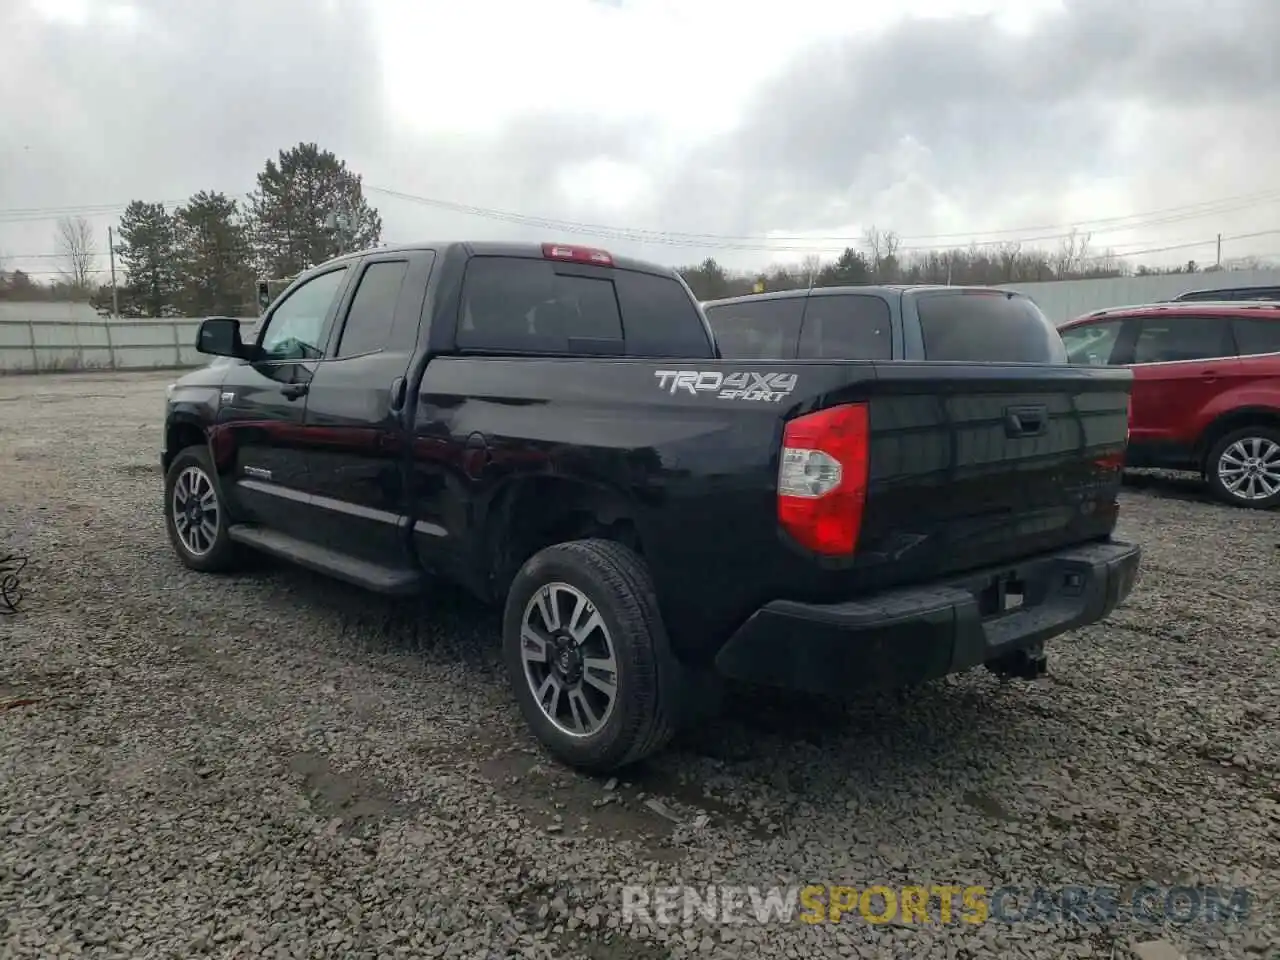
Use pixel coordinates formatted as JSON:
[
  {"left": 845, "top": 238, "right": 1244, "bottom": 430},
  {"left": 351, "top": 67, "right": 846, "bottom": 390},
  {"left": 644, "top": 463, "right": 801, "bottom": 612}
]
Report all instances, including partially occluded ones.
[{"left": 1004, "top": 405, "right": 1047, "bottom": 439}]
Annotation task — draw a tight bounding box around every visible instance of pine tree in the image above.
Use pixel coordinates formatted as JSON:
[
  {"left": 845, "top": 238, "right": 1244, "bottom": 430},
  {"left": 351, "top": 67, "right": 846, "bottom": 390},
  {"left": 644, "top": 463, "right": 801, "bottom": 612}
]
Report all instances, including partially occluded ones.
[
  {"left": 114, "top": 201, "right": 179, "bottom": 317},
  {"left": 248, "top": 142, "right": 382, "bottom": 279},
  {"left": 174, "top": 191, "right": 253, "bottom": 316}
]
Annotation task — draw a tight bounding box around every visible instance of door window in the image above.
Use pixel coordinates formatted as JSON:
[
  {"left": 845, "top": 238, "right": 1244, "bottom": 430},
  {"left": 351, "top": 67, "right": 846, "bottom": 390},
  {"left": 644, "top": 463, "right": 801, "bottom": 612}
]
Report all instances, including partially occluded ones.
[
  {"left": 259, "top": 268, "right": 349, "bottom": 361},
  {"left": 1131, "top": 317, "right": 1231, "bottom": 364},
  {"left": 1060, "top": 320, "right": 1124, "bottom": 365},
  {"left": 335, "top": 260, "right": 410, "bottom": 357},
  {"left": 797, "top": 294, "right": 892, "bottom": 359}
]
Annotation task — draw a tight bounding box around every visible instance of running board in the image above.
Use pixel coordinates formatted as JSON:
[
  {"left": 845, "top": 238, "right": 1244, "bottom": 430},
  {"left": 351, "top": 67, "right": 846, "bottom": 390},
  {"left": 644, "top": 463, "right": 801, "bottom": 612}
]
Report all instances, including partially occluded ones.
[{"left": 227, "top": 525, "right": 423, "bottom": 595}]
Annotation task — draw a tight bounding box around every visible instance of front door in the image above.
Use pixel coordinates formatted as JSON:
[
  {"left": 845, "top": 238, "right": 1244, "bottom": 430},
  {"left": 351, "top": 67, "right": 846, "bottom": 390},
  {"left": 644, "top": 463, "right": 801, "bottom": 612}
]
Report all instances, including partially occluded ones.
[
  {"left": 216, "top": 264, "right": 353, "bottom": 537},
  {"left": 298, "top": 250, "right": 436, "bottom": 566}
]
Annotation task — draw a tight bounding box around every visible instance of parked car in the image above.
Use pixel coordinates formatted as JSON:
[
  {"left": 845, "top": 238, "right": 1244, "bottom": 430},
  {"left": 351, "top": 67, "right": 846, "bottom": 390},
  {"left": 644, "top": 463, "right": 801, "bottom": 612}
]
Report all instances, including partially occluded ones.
[
  {"left": 700, "top": 285, "right": 1066, "bottom": 362},
  {"left": 1172, "top": 285, "right": 1280, "bottom": 303},
  {"left": 163, "top": 244, "right": 1140, "bottom": 771},
  {"left": 1058, "top": 301, "right": 1280, "bottom": 509}
]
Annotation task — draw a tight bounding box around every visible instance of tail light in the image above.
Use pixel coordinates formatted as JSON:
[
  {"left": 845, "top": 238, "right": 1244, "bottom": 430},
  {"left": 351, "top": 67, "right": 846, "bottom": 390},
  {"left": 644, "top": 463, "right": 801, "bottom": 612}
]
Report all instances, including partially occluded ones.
[
  {"left": 777, "top": 403, "right": 870, "bottom": 555},
  {"left": 542, "top": 243, "right": 613, "bottom": 267}
]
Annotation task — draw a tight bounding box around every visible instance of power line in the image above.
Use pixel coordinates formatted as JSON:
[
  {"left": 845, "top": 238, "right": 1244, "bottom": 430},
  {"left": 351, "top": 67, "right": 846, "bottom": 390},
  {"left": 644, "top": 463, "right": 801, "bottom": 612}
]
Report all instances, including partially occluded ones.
[
  {"left": 2, "top": 184, "right": 1278, "bottom": 247},
  {"left": 364, "top": 185, "right": 1280, "bottom": 251}
]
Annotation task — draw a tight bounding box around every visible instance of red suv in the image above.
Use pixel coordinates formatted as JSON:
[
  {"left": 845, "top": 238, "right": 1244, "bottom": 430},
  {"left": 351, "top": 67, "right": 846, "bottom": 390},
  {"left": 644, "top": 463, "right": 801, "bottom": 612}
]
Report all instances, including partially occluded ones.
[{"left": 1058, "top": 301, "right": 1280, "bottom": 509}]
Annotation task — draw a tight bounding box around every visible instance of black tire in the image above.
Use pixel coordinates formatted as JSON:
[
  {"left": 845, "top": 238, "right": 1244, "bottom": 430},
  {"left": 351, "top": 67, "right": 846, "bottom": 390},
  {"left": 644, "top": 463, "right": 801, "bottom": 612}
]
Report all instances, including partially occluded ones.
[
  {"left": 163, "top": 445, "right": 239, "bottom": 572},
  {"left": 1204, "top": 426, "right": 1280, "bottom": 510},
  {"left": 502, "top": 538, "right": 684, "bottom": 773}
]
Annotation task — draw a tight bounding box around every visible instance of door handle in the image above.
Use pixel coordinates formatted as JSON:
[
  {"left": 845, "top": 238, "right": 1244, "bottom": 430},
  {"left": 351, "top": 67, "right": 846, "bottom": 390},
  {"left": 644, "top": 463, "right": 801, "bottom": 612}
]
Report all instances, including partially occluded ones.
[
  {"left": 389, "top": 376, "right": 407, "bottom": 413},
  {"left": 281, "top": 383, "right": 309, "bottom": 401},
  {"left": 1003, "top": 404, "right": 1048, "bottom": 439}
]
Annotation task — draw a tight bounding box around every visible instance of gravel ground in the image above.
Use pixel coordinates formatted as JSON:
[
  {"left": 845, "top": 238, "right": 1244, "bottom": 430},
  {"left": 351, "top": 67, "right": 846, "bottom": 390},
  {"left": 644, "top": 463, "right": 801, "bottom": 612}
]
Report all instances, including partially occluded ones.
[{"left": 1, "top": 369, "right": 1277, "bottom": 960}]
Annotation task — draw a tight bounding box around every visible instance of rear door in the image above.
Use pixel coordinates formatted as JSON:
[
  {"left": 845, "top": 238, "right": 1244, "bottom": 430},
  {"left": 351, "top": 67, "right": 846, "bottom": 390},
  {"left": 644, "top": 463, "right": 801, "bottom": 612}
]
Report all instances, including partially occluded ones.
[
  {"left": 1113, "top": 314, "right": 1238, "bottom": 454},
  {"left": 297, "top": 249, "right": 436, "bottom": 566}
]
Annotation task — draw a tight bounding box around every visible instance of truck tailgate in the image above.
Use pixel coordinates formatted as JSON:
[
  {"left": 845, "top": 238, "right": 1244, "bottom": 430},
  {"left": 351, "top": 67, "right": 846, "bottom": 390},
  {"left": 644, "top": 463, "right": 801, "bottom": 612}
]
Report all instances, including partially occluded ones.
[{"left": 855, "top": 361, "right": 1131, "bottom": 585}]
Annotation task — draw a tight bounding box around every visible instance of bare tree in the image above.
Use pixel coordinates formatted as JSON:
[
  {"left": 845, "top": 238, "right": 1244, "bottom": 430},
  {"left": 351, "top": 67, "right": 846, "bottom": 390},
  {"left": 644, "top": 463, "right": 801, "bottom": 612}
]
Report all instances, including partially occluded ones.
[
  {"left": 799, "top": 253, "right": 822, "bottom": 287},
  {"left": 56, "top": 216, "right": 97, "bottom": 290}
]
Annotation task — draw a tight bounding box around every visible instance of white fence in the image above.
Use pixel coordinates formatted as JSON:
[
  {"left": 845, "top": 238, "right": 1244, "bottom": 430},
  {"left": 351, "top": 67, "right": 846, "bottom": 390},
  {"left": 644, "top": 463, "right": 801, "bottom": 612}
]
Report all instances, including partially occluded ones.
[
  {"left": 0, "top": 317, "right": 257, "bottom": 374},
  {"left": 998, "top": 268, "right": 1280, "bottom": 324}
]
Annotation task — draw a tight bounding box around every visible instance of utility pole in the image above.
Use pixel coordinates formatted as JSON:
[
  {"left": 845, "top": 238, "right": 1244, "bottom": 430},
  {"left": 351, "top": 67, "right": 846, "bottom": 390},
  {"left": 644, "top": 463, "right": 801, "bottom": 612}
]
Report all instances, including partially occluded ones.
[
  {"left": 107, "top": 225, "right": 120, "bottom": 319},
  {"left": 1216, "top": 233, "right": 1222, "bottom": 269}
]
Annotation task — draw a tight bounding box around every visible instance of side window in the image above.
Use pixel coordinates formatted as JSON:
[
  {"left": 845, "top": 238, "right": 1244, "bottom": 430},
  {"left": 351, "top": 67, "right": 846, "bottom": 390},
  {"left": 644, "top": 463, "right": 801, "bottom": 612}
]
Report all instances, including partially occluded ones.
[
  {"left": 1131, "top": 317, "right": 1232, "bottom": 364},
  {"left": 335, "top": 260, "right": 410, "bottom": 357},
  {"left": 702, "top": 298, "right": 804, "bottom": 360},
  {"left": 798, "top": 294, "right": 891, "bottom": 360},
  {"left": 1232, "top": 318, "right": 1280, "bottom": 356},
  {"left": 612, "top": 269, "right": 714, "bottom": 358},
  {"left": 458, "top": 257, "right": 622, "bottom": 352},
  {"left": 259, "top": 268, "right": 348, "bottom": 361},
  {"left": 1061, "top": 320, "right": 1124, "bottom": 365}
]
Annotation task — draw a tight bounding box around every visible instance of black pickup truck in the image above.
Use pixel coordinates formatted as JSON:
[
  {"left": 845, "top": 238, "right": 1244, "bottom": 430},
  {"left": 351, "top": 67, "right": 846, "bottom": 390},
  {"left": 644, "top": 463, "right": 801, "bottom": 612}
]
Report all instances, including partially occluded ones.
[{"left": 164, "top": 241, "right": 1141, "bottom": 772}]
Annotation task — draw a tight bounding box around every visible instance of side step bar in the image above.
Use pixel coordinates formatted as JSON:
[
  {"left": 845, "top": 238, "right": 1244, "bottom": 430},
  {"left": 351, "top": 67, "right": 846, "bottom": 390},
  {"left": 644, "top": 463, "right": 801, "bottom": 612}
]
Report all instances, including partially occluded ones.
[{"left": 227, "top": 525, "right": 423, "bottom": 595}]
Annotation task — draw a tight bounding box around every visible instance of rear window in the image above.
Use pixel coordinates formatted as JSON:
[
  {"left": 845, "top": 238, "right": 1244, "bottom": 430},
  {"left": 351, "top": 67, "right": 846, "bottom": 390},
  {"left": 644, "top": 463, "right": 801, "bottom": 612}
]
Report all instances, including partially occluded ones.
[
  {"left": 703, "top": 298, "right": 804, "bottom": 359},
  {"left": 915, "top": 291, "right": 1067, "bottom": 363},
  {"left": 458, "top": 256, "right": 623, "bottom": 353}
]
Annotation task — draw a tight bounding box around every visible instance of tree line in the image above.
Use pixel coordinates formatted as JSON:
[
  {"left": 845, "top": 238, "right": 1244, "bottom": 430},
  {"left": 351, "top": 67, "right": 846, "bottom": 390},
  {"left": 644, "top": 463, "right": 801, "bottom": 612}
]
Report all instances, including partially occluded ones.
[
  {"left": 0, "top": 142, "right": 382, "bottom": 316},
  {"left": 1, "top": 144, "right": 1273, "bottom": 312},
  {"left": 675, "top": 228, "right": 1272, "bottom": 302}
]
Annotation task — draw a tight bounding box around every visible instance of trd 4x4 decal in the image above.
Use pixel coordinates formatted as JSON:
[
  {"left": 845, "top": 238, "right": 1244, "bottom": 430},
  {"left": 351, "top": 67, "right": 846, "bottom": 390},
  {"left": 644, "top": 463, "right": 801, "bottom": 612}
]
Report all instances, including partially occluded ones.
[{"left": 654, "top": 370, "right": 798, "bottom": 402}]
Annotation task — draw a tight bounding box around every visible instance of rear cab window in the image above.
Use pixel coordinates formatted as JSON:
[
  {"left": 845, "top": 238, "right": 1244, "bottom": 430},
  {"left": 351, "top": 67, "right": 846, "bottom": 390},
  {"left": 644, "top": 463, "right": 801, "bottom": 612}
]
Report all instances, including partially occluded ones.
[
  {"left": 456, "top": 255, "right": 713, "bottom": 357},
  {"left": 703, "top": 298, "right": 804, "bottom": 359},
  {"left": 912, "top": 290, "right": 1066, "bottom": 363}
]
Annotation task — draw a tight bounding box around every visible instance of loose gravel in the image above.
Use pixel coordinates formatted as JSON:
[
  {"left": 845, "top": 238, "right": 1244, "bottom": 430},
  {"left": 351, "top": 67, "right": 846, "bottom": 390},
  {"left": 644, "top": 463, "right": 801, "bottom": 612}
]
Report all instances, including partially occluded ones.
[{"left": 1, "top": 369, "right": 1278, "bottom": 960}]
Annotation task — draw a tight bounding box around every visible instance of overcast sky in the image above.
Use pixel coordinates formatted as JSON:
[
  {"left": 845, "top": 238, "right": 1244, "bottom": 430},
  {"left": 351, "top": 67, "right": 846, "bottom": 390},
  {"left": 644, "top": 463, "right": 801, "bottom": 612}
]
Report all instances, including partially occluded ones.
[{"left": 2, "top": 0, "right": 1278, "bottom": 282}]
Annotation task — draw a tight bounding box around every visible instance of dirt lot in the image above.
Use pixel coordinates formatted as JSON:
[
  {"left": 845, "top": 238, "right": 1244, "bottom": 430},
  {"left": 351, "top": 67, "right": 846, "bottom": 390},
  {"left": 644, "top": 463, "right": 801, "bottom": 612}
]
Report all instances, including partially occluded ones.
[{"left": 1, "top": 370, "right": 1277, "bottom": 960}]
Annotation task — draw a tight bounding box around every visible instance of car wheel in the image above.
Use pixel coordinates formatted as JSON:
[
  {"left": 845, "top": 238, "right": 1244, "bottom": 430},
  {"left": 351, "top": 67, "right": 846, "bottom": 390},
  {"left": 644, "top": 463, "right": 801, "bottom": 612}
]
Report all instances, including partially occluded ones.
[
  {"left": 164, "top": 445, "right": 239, "bottom": 571},
  {"left": 502, "top": 538, "right": 683, "bottom": 773},
  {"left": 1205, "top": 426, "right": 1280, "bottom": 509}
]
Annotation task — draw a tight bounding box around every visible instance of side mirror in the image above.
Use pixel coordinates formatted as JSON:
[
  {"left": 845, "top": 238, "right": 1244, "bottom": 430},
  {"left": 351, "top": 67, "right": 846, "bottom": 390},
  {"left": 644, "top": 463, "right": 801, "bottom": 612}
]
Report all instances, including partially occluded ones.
[{"left": 196, "top": 317, "right": 251, "bottom": 359}]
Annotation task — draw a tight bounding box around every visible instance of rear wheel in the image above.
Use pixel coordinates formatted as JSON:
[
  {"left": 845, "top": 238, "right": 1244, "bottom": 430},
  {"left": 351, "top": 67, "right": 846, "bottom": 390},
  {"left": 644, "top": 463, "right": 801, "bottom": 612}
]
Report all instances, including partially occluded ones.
[
  {"left": 502, "top": 538, "right": 683, "bottom": 772},
  {"left": 1204, "top": 426, "right": 1280, "bottom": 509}
]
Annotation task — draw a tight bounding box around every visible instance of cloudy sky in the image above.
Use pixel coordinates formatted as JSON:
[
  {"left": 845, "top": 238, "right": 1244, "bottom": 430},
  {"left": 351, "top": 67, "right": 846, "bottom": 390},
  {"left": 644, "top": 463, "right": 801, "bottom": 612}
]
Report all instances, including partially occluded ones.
[{"left": 2, "top": 0, "right": 1278, "bottom": 283}]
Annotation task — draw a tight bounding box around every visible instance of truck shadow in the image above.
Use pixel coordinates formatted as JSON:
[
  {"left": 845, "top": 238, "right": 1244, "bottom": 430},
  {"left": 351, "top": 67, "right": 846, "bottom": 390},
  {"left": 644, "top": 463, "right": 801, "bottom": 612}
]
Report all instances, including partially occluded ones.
[
  {"left": 1122, "top": 469, "right": 1215, "bottom": 504},
  {"left": 263, "top": 562, "right": 1078, "bottom": 862}
]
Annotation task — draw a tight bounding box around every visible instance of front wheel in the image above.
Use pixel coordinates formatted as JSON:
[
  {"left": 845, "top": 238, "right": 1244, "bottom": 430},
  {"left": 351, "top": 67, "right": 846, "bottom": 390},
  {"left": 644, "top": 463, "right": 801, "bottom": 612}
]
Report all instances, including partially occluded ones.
[
  {"left": 1205, "top": 426, "right": 1280, "bottom": 509},
  {"left": 502, "top": 539, "right": 683, "bottom": 772},
  {"left": 164, "top": 445, "right": 239, "bottom": 571}
]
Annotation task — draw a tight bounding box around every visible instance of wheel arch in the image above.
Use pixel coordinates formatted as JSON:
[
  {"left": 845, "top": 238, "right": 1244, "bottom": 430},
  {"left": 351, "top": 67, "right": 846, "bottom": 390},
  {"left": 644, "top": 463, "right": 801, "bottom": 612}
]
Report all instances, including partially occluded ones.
[
  {"left": 1195, "top": 406, "right": 1280, "bottom": 468},
  {"left": 482, "top": 475, "right": 645, "bottom": 602},
  {"left": 163, "top": 415, "right": 208, "bottom": 474}
]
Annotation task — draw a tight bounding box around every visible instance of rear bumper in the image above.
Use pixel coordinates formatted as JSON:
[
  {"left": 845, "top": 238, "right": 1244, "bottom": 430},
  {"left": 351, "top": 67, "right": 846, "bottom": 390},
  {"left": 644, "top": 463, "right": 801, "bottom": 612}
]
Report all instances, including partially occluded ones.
[{"left": 713, "top": 539, "right": 1142, "bottom": 696}]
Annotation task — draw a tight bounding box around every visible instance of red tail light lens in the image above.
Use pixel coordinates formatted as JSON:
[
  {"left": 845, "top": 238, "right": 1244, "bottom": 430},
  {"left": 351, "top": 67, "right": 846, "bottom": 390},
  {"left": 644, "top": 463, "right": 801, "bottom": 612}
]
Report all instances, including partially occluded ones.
[{"left": 777, "top": 403, "right": 870, "bottom": 555}]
